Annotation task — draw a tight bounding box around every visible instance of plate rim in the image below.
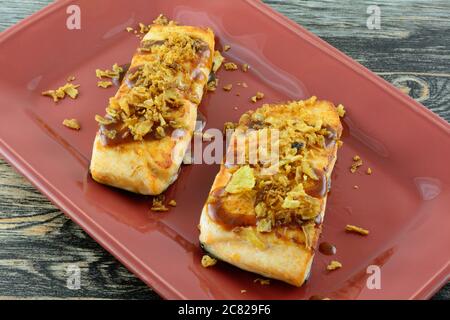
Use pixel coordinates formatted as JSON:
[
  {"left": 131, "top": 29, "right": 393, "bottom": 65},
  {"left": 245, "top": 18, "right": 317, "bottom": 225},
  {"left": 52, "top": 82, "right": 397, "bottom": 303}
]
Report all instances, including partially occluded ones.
[{"left": 0, "top": 0, "right": 448, "bottom": 300}]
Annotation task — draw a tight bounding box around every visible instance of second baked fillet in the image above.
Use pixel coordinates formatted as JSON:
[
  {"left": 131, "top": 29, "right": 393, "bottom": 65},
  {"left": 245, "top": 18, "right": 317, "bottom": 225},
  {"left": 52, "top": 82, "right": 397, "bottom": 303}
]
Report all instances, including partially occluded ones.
[
  {"left": 199, "top": 97, "right": 344, "bottom": 286},
  {"left": 90, "top": 18, "right": 215, "bottom": 195}
]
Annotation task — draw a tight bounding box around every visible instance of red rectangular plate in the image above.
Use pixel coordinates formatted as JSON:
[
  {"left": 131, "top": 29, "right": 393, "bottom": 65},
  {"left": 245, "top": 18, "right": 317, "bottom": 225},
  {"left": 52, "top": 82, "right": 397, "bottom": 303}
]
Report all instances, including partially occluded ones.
[{"left": 0, "top": 0, "right": 448, "bottom": 299}]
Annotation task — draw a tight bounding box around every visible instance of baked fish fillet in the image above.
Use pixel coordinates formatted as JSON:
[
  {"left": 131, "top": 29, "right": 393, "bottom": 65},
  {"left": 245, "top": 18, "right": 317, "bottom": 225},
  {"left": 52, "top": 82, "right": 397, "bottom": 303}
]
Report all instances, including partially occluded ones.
[
  {"left": 90, "top": 17, "right": 215, "bottom": 195},
  {"left": 199, "top": 97, "right": 344, "bottom": 286}
]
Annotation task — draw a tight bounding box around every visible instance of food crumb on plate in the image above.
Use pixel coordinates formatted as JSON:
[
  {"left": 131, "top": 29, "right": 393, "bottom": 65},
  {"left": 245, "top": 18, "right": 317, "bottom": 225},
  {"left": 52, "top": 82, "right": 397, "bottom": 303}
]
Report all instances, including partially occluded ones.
[
  {"left": 345, "top": 224, "right": 369, "bottom": 235},
  {"left": 224, "top": 62, "right": 238, "bottom": 71},
  {"left": 242, "top": 63, "right": 250, "bottom": 72},
  {"left": 223, "top": 84, "right": 233, "bottom": 91},
  {"left": 250, "top": 91, "right": 264, "bottom": 103},
  {"left": 151, "top": 195, "right": 169, "bottom": 212},
  {"left": 97, "top": 81, "right": 113, "bottom": 88},
  {"left": 42, "top": 82, "right": 80, "bottom": 102},
  {"left": 201, "top": 255, "right": 217, "bottom": 268},
  {"left": 254, "top": 278, "right": 270, "bottom": 285},
  {"left": 223, "top": 44, "right": 231, "bottom": 52},
  {"left": 366, "top": 167, "right": 372, "bottom": 175},
  {"left": 168, "top": 200, "right": 177, "bottom": 207},
  {"left": 350, "top": 155, "right": 363, "bottom": 173},
  {"left": 62, "top": 118, "right": 80, "bottom": 130}
]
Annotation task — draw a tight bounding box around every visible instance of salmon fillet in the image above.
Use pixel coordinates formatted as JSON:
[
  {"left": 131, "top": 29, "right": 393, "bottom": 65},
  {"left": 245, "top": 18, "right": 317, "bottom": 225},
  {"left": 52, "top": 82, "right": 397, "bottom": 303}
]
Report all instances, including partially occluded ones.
[{"left": 199, "top": 97, "right": 344, "bottom": 286}]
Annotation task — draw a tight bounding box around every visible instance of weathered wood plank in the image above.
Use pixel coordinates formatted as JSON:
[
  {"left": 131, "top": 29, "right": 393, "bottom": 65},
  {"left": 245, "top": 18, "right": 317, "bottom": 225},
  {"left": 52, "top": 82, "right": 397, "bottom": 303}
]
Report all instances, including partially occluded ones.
[
  {"left": 0, "top": 159, "right": 156, "bottom": 299},
  {"left": 0, "top": 0, "right": 448, "bottom": 299}
]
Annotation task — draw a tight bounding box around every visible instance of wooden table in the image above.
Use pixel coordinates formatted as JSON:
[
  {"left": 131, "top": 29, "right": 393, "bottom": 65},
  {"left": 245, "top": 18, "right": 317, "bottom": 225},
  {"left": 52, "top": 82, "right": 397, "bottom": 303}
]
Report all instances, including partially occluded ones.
[{"left": 0, "top": 0, "right": 448, "bottom": 300}]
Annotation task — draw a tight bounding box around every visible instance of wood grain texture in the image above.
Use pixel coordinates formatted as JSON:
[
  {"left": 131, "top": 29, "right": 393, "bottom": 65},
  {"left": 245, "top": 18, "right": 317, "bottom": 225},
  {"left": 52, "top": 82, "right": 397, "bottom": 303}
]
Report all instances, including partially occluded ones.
[{"left": 0, "top": 0, "right": 448, "bottom": 300}]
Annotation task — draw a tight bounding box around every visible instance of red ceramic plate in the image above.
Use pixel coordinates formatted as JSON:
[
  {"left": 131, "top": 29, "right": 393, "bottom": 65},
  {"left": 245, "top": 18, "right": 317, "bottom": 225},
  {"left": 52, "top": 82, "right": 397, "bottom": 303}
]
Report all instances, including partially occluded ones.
[{"left": 0, "top": 0, "right": 448, "bottom": 300}]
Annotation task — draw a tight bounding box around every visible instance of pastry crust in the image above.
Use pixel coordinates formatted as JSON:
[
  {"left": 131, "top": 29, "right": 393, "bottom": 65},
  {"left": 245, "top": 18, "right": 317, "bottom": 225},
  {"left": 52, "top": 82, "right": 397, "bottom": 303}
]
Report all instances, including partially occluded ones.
[
  {"left": 90, "top": 23, "right": 215, "bottom": 195},
  {"left": 199, "top": 97, "right": 343, "bottom": 286}
]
